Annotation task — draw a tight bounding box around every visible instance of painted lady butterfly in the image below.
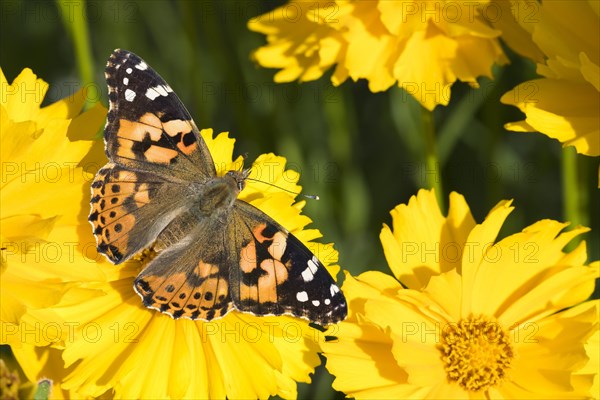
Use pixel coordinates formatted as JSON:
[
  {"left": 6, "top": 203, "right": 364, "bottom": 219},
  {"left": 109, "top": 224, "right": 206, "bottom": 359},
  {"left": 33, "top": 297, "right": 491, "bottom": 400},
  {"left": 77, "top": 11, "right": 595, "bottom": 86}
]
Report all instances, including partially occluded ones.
[{"left": 89, "top": 49, "right": 347, "bottom": 325}]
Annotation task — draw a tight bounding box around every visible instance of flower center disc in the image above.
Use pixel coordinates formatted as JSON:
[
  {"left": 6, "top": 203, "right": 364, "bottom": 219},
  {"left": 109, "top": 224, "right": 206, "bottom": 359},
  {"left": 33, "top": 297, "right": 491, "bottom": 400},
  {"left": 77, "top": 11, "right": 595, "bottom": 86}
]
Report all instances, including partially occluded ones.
[{"left": 438, "top": 315, "right": 514, "bottom": 392}]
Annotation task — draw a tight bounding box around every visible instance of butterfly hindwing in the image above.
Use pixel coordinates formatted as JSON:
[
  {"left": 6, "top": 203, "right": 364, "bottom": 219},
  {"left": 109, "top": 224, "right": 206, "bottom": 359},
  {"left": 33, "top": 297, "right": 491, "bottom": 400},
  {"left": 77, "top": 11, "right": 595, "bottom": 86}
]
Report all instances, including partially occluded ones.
[
  {"left": 104, "top": 49, "right": 215, "bottom": 181},
  {"left": 132, "top": 201, "right": 348, "bottom": 325},
  {"left": 133, "top": 212, "right": 235, "bottom": 320},
  {"left": 229, "top": 201, "right": 347, "bottom": 325}
]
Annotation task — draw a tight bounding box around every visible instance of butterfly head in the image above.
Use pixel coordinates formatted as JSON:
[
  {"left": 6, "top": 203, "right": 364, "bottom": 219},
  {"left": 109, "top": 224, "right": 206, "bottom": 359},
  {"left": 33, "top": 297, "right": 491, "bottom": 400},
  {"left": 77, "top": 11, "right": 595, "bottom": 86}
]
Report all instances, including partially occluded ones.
[{"left": 225, "top": 168, "right": 251, "bottom": 193}]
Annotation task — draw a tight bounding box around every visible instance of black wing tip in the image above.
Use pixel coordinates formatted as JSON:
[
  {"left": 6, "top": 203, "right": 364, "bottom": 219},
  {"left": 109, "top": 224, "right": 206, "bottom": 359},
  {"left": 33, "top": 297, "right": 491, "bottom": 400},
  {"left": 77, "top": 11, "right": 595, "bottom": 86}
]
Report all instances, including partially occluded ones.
[
  {"left": 106, "top": 49, "right": 137, "bottom": 76},
  {"left": 109, "top": 48, "right": 131, "bottom": 60},
  {"left": 109, "top": 49, "right": 145, "bottom": 64},
  {"left": 107, "top": 49, "right": 125, "bottom": 66}
]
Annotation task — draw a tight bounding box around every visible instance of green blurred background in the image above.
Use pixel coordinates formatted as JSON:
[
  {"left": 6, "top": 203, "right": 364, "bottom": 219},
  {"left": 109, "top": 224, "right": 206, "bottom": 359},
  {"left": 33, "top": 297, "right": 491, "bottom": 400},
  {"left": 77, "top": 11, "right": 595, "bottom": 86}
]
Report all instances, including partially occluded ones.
[{"left": 1, "top": 0, "right": 598, "bottom": 398}]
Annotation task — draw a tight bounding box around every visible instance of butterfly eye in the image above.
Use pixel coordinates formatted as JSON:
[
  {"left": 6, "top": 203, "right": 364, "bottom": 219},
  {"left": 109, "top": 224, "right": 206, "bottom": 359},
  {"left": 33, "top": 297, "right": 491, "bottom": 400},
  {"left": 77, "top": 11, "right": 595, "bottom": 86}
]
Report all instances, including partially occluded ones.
[{"left": 226, "top": 171, "right": 245, "bottom": 192}]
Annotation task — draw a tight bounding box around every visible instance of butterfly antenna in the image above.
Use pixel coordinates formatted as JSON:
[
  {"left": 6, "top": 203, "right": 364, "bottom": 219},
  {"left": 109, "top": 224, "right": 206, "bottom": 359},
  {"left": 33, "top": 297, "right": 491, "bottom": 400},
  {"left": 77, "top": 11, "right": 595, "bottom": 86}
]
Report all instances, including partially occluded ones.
[
  {"left": 246, "top": 177, "right": 320, "bottom": 200},
  {"left": 239, "top": 153, "right": 249, "bottom": 172}
]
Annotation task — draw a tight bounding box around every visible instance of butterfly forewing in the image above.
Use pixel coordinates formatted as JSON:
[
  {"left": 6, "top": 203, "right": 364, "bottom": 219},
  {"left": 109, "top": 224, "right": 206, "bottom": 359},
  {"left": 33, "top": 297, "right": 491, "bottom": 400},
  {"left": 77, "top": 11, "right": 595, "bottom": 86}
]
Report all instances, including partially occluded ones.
[
  {"left": 92, "top": 49, "right": 347, "bottom": 325},
  {"left": 104, "top": 49, "right": 215, "bottom": 181},
  {"left": 89, "top": 163, "right": 192, "bottom": 263},
  {"left": 230, "top": 201, "right": 347, "bottom": 324}
]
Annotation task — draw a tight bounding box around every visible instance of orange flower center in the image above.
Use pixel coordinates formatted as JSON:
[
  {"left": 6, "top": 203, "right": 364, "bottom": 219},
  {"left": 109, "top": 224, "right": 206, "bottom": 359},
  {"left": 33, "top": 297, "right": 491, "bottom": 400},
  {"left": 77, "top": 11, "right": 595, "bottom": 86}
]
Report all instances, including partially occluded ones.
[{"left": 438, "top": 315, "right": 514, "bottom": 392}]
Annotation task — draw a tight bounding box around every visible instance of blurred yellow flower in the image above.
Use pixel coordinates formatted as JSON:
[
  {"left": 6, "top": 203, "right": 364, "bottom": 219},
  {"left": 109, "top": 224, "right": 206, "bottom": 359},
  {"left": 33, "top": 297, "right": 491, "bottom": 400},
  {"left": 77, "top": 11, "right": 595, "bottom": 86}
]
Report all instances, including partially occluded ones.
[
  {"left": 322, "top": 189, "right": 599, "bottom": 398},
  {"left": 0, "top": 67, "right": 106, "bottom": 345},
  {"left": 502, "top": 1, "right": 599, "bottom": 160},
  {"left": 7, "top": 126, "right": 340, "bottom": 399},
  {"left": 248, "top": 0, "right": 536, "bottom": 110},
  {"left": 0, "top": 67, "right": 106, "bottom": 399}
]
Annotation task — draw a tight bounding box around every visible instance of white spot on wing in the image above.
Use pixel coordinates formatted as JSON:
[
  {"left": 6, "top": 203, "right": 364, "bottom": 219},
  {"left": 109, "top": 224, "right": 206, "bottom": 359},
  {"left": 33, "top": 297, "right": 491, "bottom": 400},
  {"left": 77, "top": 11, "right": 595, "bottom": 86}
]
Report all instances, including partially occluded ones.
[
  {"left": 324, "top": 298, "right": 331, "bottom": 305},
  {"left": 296, "top": 291, "right": 308, "bottom": 302},
  {"left": 301, "top": 267, "right": 314, "bottom": 282},
  {"left": 145, "top": 85, "right": 172, "bottom": 100},
  {"left": 124, "top": 89, "right": 136, "bottom": 102},
  {"left": 330, "top": 284, "right": 340, "bottom": 297},
  {"left": 123, "top": 77, "right": 129, "bottom": 85},
  {"left": 135, "top": 61, "right": 148, "bottom": 70},
  {"left": 126, "top": 67, "right": 132, "bottom": 74},
  {"left": 145, "top": 87, "right": 160, "bottom": 100},
  {"left": 312, "top": 300, "right": 320, "bottom": 307},
  {"left": 155, "top": 85, "right": 169, "bottom": 96}
]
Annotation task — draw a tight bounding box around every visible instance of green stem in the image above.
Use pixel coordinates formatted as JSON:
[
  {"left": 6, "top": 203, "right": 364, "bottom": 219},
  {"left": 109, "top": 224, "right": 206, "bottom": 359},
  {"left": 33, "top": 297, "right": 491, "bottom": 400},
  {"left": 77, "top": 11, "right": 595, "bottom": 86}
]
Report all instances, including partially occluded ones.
[
  {"left": 562, "top": 147, "right": 587, "bottom": 249},
  {"left": 57, "top": 0, "right": 96, "bottom": 107},
  {"left": 421, "top": 107, "right": 445, "bottom": 211}
]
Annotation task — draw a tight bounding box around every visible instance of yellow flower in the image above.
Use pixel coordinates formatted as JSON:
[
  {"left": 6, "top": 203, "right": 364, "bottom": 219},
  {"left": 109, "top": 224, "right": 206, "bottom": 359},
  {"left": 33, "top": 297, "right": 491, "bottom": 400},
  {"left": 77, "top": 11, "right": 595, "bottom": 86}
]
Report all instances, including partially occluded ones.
[
  {"left": 248, "top": 0, "right": 526, "bottom": 110},
  {"left": 322, "top": 189, "right": 599, "bottom": 398},
  {"left": 501, "top": 1, "right": 599, "bottom": 159},
  {"left": 1, "top": 67, "right": 106, "bottom": 399},
  {"left": 8, "top": 126, "right": 340, "bottom": 399},
  {"left": 0, "top": 67, "right": 106, "bottom": 345}
]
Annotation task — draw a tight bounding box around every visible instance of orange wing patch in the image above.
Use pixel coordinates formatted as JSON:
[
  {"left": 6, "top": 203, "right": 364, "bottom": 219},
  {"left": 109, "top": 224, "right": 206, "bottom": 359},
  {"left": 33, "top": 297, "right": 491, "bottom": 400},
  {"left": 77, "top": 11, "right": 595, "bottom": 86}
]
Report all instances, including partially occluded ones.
[
  {"left": 133, "top": 183, "right": 150, "bottom": 207},
  {"left": 114, "top": 113, "right": 197, "bottom": 164},
  {"left": 118, "top": 118, "right": 163, "bottom": 141},
  {"left": 143, "top": 145, "right": 178, "bottom": 164},
  {"left": 115, "top": 137, "right": 138, "bottom": 160},
  {"left": 139, "top": 112, "right": 162, "bottom": 131},
  {"left": 134, "top": 260, "right": 233, "bottom": 320},
  {"left": 238, "top": 223, "right": 291, "bottom": 305}
]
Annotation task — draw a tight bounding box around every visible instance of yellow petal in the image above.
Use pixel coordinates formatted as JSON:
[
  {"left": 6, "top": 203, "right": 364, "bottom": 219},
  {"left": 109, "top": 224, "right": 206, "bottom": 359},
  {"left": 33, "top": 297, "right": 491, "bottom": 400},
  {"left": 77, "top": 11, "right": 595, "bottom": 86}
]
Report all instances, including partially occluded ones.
[
  {"left": 507, "top": 300, "right": 598, "bottom": 398},
  {"left": 459, "top": 199, "right": 513, "bottom": 315},
  {"left": 501, "top": 0, "right": 600, "bottom": 158},
  {"left": 381, "top": 190, "right": 479, "bottom": 290},
  {"left": 488, "top": 0, "right": 545, "bottom": 62},
  {"left": 0, "top": 68, "right": 48, "bottom": 122},
  {"left": 322, "top": 318, "right": 420, "bottom": 399},
  {"left": 380, "top": 189, "right": 445, "bottom": 289},
  {"left": 531, "top": 0, "right": 599, "bottom": 66},
  {"left": 389, "top": 331, "right": 447, "bottom": 387},
  {"left": 502, "top": 79, "right": 600, "bottom": 156},
  {"left": 423, "top": 269, "right": 463, "bottom": 320}
]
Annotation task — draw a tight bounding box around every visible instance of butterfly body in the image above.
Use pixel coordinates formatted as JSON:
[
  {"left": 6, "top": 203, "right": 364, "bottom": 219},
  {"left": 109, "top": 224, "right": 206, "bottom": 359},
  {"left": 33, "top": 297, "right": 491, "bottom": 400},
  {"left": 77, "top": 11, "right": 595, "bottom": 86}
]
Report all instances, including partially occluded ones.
[{"left": 90, "top": 49, "right": 347, "bottom": 325}]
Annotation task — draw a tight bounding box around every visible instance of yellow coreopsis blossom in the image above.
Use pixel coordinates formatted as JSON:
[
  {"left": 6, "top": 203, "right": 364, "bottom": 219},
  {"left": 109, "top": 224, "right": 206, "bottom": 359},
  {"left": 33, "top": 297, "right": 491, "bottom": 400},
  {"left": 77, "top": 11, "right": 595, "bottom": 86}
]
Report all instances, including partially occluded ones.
[
  {"left": 1, "top": 67, "right": 106, "bottom": 398},
  {"left": 6, "top": 124, "right": 341, "bottom": 398},
  {"left": 502, "top": 1, "right": 600, "bottom": 162},
  {"left": 322, "top": 189, "right": 599, "bottom": 398},
  {"left": 248, "top": 0, "right": 538, "bottom": 110},
  {"left": 0, "top": 68, "right": 106, "bottom": 342}
]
